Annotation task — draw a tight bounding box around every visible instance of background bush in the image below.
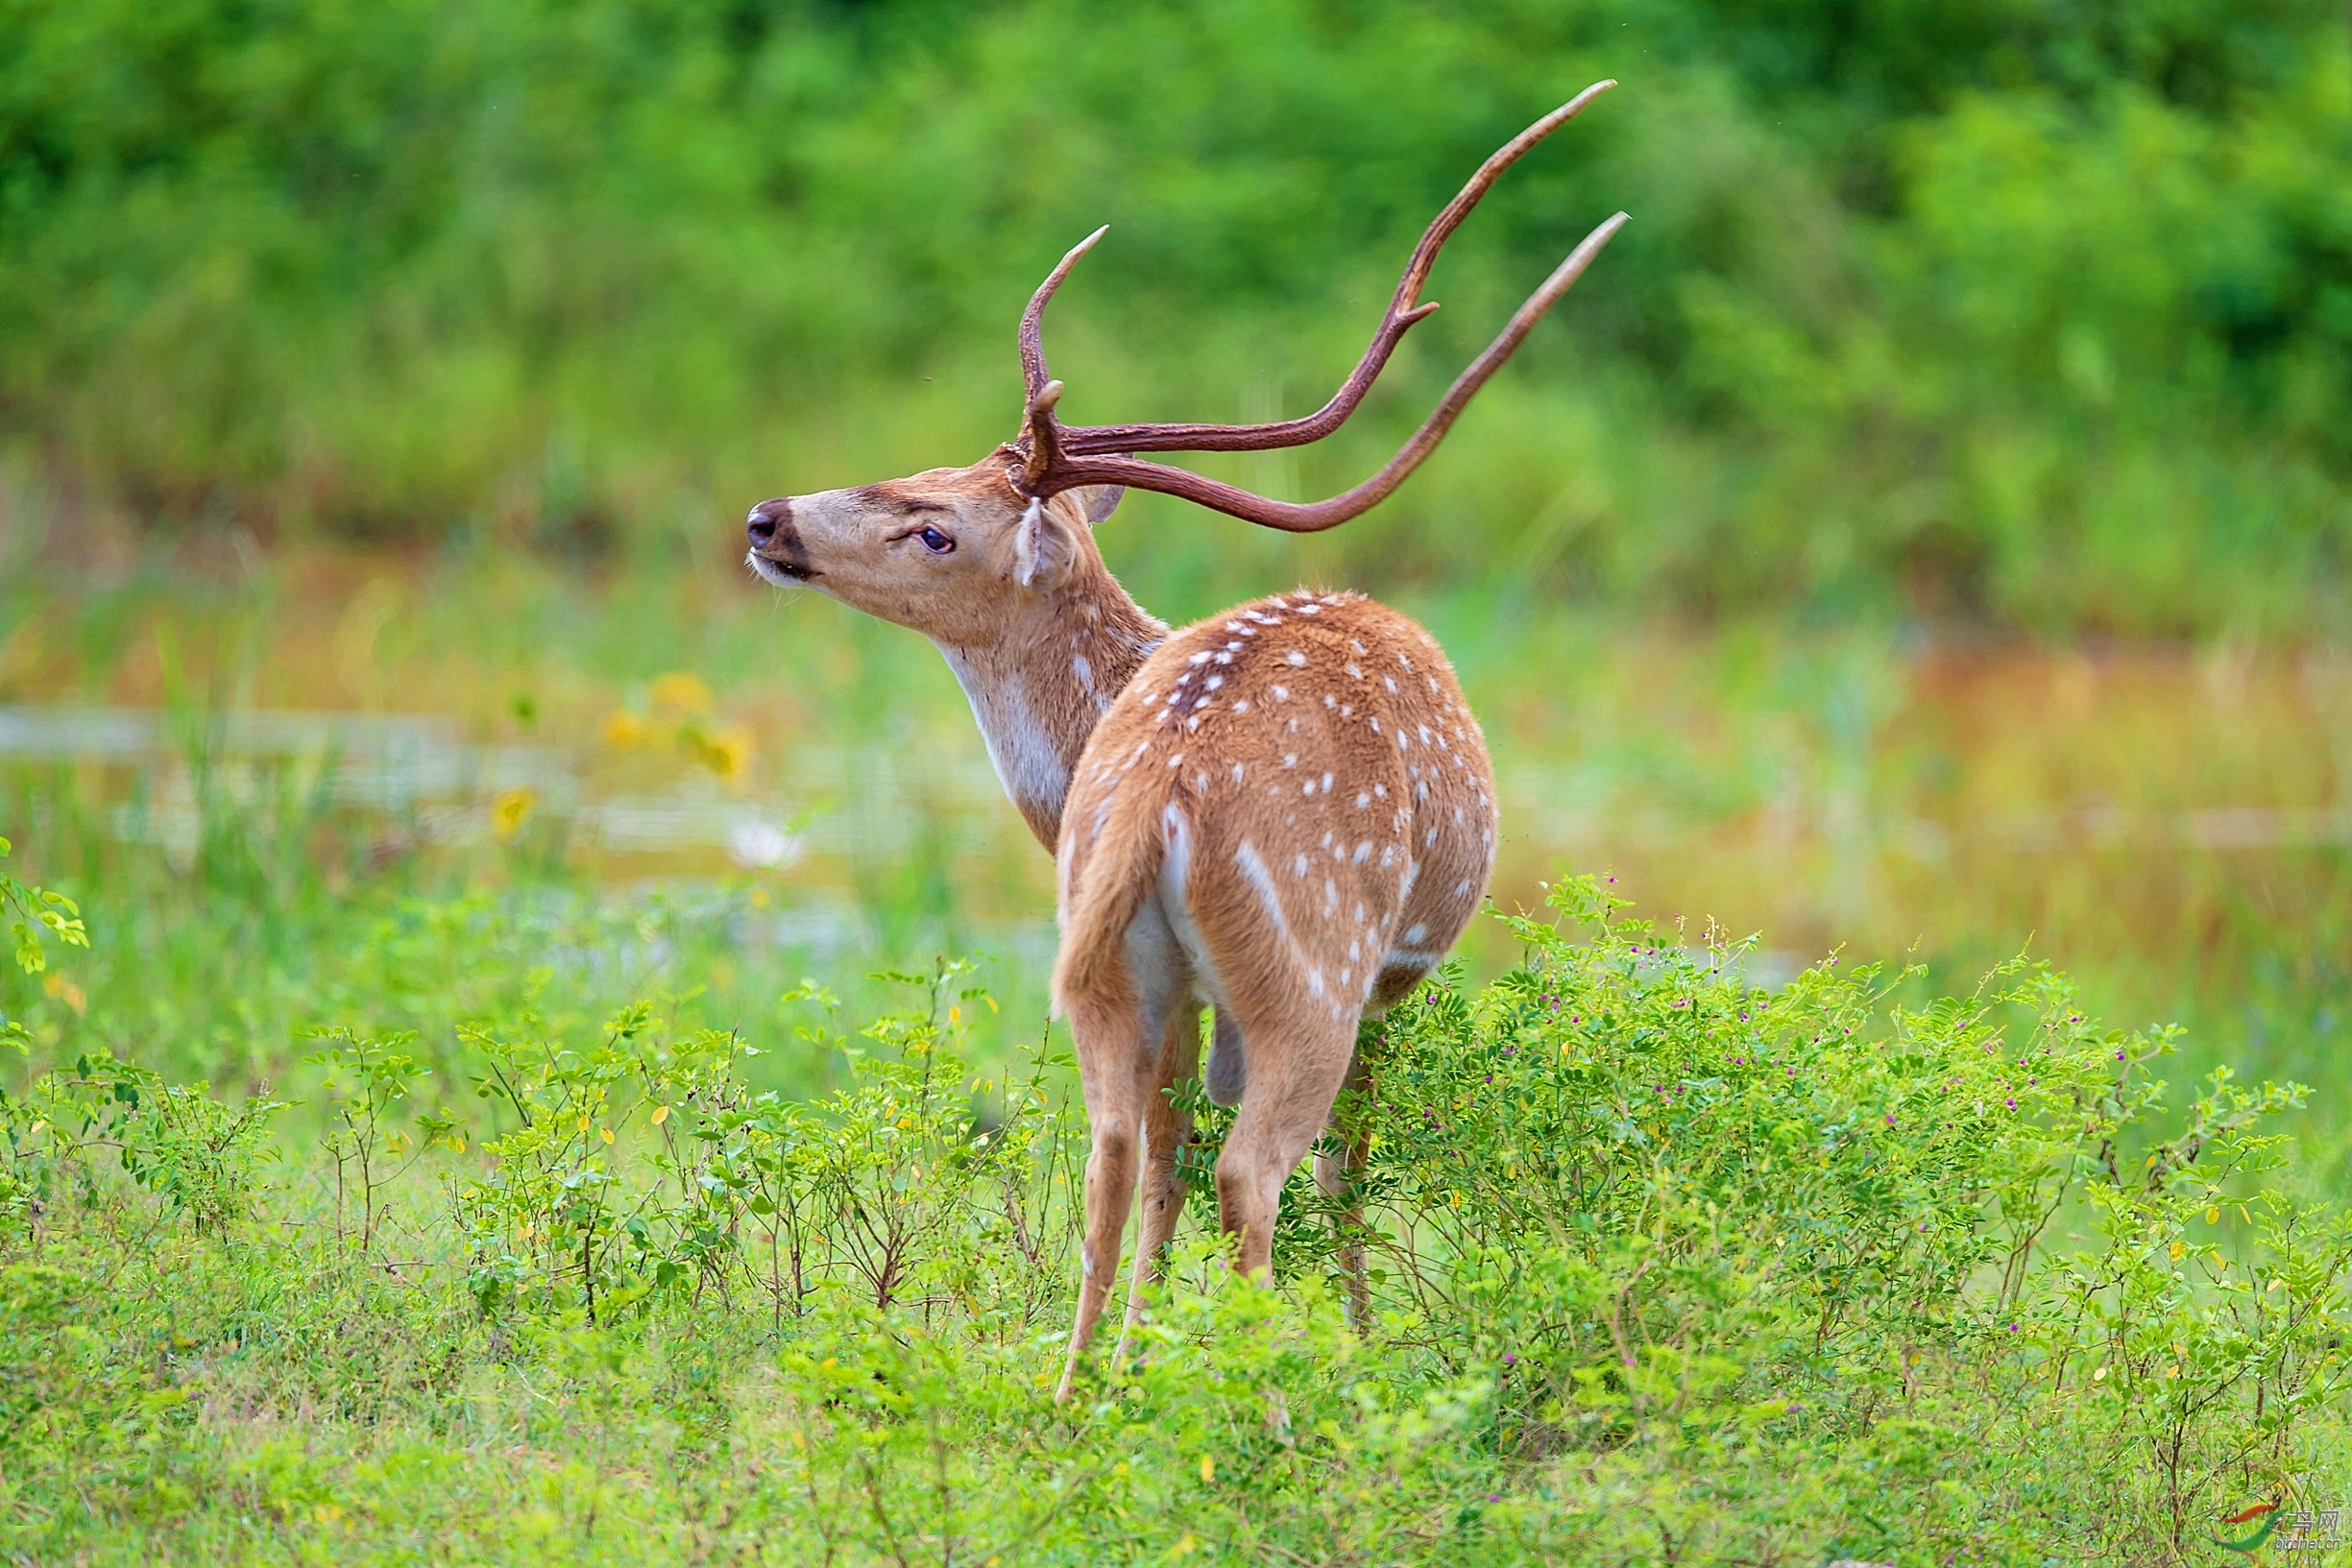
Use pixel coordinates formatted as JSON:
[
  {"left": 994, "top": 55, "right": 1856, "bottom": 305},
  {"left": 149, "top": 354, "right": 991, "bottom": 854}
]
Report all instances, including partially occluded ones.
[{"left": 3, "top": 0, "right": 2349, "bottom": 631}]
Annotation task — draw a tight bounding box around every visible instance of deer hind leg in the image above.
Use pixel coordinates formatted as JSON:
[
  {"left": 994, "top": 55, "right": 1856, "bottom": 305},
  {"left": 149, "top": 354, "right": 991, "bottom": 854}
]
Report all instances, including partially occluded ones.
[
  {"left": 1113, "top": 1001, "right": 1200, "bottom": 1368},
  {"left": 1054, "top": 992, "right": 1159, "bottom": 1403},
  {"left": 1314, "top": 1037, "right": 1375, "bottom": 1328},
  {"left": 1213, "top": 1009, "right": 1362, "bottom": 1282}
]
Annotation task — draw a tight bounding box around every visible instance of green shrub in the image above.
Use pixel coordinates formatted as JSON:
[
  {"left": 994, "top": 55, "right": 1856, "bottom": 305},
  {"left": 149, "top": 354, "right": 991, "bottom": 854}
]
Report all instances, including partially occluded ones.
[{"left": 2, "top": 873, "right": 2349, "bottom": 1560}]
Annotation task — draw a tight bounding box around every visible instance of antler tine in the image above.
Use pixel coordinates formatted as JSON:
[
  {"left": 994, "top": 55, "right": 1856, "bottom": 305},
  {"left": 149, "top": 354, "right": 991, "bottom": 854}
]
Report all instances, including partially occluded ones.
[
  {"left": 1023, "top": 210, "right": 1629, "bottom": 530},
  {"left": 1019, "top": 225, "right": 1109, "bottom": 408},
  {"left": 1062, "top": 79, "right": 1616, "bottom": 457}
]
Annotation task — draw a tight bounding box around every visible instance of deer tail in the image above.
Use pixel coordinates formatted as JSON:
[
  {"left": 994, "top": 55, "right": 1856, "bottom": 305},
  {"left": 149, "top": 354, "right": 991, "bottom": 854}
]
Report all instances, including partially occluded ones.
[{"left": 1051, "top": 779, "right": 1176, "bottom": 1013}]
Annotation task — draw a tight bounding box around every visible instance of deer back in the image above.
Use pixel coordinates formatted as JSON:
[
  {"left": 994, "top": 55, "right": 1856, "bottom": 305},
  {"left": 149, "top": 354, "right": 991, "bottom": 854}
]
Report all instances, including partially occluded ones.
[{"left": 1053, "top": 590, "right": 1495, "bottom": 1028}]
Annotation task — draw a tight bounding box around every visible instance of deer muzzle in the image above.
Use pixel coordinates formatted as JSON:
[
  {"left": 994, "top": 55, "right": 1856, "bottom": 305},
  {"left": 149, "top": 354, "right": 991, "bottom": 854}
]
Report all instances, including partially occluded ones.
[{"left": 744, "top": 498, "right": 817, "bottom": 581}]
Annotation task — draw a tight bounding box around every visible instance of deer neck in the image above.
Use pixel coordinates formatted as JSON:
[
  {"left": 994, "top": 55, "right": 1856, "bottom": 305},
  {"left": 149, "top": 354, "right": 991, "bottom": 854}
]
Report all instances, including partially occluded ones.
[{"left": 933, "top": 560, "right": 1166, "bottom": 851}]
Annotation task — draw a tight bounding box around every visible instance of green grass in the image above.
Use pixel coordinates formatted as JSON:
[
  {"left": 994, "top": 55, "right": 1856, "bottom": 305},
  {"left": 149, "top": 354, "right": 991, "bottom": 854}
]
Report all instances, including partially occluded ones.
[
  {"left": 0, "top": 524, "right": 2346, "bottom": 1558},
  {"left": 4, "top": 876, "right": 2350, "bottom": 1563}
]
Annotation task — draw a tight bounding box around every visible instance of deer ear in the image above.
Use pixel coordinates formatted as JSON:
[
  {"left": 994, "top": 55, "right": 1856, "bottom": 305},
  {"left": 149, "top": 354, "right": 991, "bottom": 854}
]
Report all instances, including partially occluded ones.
[
  {"left": 1075, "top": 485, "right": 1125, "bottom": 525},
  {"left": 1014, "top": 496, "right": 1084, "bottom": 591}
]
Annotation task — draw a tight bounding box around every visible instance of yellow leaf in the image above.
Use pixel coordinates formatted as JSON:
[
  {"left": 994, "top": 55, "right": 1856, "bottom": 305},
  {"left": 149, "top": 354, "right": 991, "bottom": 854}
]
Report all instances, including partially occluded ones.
[
  {"left": 576, "top": 1115, "right": 591, "bottom": 1132},
  {"left": 651, "top": 1104, "right": 670, "bottom": 1125},
  {"left": 2204, "top": 1205, "right": 2219, "bottom": 1224},
  {"left": 1200, "top": 1453, "right": 1214, "bottom": 1484},
  {"left": 2169, "top": 1241, "right": 2185, "bottom": 1260},
  {"left": 599, "top": 1125, "right": 615, "bottom": 1145},
  {"left": 949, "top": 1005, "right": 961, "bottom": 1026}
]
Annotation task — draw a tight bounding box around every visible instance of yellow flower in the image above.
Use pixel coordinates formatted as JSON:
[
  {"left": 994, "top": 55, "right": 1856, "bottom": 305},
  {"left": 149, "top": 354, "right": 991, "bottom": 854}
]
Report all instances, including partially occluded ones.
[
  {"left": 684, "top": 723, "right": 756, "bottom": 784},
  {"left": 649, "top": 671, "right": 713, "bottom": 713},
  {"left": 601, "top": 710, "right": 649, "bottom": 750},
  {"left": 492, "top": 785, "right": 539, "bottom": 841}
]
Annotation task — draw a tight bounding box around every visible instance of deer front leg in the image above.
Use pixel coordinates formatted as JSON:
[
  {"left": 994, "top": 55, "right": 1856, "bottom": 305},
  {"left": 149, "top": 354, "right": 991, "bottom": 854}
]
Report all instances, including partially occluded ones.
[
  {"left": 1112, "top": 1004, "right": 1200, "bottom": 1369},
  {"left": 1314, "top": 1040, "right": 1374, "bottom": 1329}
]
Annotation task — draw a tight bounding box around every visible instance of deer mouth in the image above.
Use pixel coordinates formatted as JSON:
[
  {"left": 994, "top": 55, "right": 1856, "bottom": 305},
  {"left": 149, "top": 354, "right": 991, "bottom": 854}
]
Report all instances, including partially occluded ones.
[{"left": 746, "top": 549, "right": 820, "bottom": 585}]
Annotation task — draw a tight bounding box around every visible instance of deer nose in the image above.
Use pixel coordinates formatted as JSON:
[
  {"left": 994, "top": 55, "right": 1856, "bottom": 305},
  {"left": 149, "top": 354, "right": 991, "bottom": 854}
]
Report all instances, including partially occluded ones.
[{"left": 746, "top": 498, "right": 790, "bottom": 548}]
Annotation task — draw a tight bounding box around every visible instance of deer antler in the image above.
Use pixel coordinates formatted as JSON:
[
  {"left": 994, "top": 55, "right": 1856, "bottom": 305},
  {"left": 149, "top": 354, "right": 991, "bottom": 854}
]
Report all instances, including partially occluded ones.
[{"left": 1011, "top": 81, "right": 1628, "bottom": 532}]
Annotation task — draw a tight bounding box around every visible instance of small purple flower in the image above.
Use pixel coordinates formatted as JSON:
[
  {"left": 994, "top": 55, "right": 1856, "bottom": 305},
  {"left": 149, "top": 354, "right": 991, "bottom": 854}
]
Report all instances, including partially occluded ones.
[
  {"left": 1502, "top": 1352, "right": 1516, "bottom": 1365},
  {"left": 2005, "top": 1098, "right": 2016, "bottom": 1109}
]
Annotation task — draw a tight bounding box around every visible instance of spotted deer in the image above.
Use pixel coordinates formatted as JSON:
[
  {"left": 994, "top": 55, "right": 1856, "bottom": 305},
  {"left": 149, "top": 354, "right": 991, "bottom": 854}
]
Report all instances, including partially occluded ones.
[{"left": 744, "top": 84, "right": 1626, "bottom": 1399}]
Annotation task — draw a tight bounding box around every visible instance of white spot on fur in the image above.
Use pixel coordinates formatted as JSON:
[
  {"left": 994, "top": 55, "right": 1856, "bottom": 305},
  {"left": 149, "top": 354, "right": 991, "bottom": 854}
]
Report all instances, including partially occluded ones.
[{"left": 1235, "top": 839, "right": 1290, "bottom": 939}]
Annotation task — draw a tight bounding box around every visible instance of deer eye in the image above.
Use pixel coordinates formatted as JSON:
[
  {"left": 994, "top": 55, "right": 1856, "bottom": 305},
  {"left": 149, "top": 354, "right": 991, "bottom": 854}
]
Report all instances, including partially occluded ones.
[{"left": 916, "top": 526, "right": 955, "bottom": 555}]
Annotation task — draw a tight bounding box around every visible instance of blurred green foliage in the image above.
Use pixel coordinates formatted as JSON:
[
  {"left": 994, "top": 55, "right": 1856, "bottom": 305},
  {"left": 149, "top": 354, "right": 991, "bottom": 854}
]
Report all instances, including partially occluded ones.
[{"left": 2, "top": 0, "right": 2349, "bottom": 629}]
